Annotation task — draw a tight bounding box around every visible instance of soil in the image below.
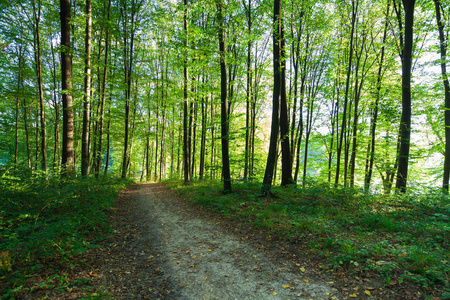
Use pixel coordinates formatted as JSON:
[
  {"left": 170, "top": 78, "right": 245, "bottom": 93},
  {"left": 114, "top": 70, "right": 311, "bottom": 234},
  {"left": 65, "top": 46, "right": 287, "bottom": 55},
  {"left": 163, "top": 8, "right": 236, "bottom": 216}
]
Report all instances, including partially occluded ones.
[{"left": 82, "top": 182, "right": 427, "bottom": 300}]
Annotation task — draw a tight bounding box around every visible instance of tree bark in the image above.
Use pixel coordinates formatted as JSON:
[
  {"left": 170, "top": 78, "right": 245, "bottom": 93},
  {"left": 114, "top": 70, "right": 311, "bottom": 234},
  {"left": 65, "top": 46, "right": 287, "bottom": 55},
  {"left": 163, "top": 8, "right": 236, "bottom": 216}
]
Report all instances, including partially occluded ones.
[
  {"left": 279, "top": 2, "right": 293, "bottom": 186},
  {"left": 32, "top": 0, "right": 47, "bottom": 172},
  {"left": 335, "top": 0, "right": 357, "bottom": 187},
  {"left": 364, "top": 2, "right": 389, "bottom": 192},
  {"left": 60, "top": 0, "right": 74, "bottom": 177},
  {"left": 183, "top": 0, "right": 190, "bottom": 184},
  {"left": 433, "top": 0, "right": 450, "bottom": 192},
  {"left": 262, "top": 0, "right": 282, "bottom": 195},
  {"left": 217, "top": 0, "right": 232, "bottom": 193},
  {"left": 395, "top": 0, "right": 416, "bottom": 192},
  {"left": 15, "top": 45, "right": 24, "bottom": 170},
  {"left": 81, "top": 0, "right": 92, "bottom": 176},
  {"left": 120, "top": 0, "right": 138, "bottom": 178}
]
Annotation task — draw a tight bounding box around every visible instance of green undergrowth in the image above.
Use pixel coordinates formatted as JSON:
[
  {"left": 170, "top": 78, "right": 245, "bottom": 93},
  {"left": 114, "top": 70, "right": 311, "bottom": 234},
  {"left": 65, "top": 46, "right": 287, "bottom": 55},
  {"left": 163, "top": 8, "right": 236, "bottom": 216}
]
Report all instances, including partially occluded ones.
[
  {"left": 0, "top": 170, "right": 131, "bottom": 299},
  {"left": 169, "top": 179, "right": 450, "bottom": 297}
]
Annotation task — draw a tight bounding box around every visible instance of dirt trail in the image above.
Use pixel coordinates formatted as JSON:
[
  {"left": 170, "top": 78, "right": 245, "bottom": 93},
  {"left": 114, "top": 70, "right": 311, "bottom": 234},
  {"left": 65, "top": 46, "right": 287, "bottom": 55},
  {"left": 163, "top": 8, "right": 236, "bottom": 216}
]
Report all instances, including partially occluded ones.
[{"left": 97, "top": 183, "right": 342, "bottom": 299}]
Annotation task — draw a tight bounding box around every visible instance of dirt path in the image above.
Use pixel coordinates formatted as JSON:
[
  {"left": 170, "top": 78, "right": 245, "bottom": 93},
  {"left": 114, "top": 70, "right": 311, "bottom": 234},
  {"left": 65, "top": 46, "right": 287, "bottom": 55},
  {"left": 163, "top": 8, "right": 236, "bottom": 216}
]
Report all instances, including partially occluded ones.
[{"left": 92, "top": 183, "right": 341, "bottom": 300}]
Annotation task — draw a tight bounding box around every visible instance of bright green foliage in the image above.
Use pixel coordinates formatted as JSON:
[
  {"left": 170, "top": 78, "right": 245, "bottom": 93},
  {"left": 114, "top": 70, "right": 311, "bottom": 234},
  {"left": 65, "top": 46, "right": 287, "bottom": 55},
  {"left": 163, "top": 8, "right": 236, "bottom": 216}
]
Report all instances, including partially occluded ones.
[{"left": 0, "top": 171, "right": 130, "bottom": 298}]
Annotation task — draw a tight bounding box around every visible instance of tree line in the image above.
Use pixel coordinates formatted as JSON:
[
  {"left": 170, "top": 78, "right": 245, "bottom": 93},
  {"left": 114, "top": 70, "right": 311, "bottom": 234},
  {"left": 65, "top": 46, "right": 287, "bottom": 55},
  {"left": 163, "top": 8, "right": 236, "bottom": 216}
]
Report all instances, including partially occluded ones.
[{"left": 0, "top": 0, "right": 449, "bottom": 194}]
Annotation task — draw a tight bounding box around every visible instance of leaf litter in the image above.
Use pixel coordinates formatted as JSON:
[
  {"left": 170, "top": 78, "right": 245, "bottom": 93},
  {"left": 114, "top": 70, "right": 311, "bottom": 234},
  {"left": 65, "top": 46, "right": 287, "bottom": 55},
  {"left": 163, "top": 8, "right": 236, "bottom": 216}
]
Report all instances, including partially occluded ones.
[{"left": 90, "top": 183, "right": 341, "bottom": 299}]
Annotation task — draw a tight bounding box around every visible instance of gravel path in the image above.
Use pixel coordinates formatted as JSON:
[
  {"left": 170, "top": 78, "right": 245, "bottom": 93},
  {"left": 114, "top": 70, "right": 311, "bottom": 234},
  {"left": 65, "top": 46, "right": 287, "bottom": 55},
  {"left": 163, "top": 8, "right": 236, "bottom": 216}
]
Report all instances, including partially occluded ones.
[{"left": 98, "top": 183, "right": 341, "bottom": 300}]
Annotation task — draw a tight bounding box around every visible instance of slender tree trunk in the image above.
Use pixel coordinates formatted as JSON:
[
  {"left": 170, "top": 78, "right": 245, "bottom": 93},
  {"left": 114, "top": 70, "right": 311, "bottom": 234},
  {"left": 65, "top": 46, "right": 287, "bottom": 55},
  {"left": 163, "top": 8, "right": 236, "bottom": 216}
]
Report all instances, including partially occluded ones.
[
  {"left": 243, "top": 0, "right": 252, "bottom": 180},
  {"left": 60, "top": 0, "right": 74, "bottom": 176},
  {"left": 81, "top": 0, "right": 92, "bottom": 176},
  {"left": 279, "top": 5, "right": 293, "bottom": 186},
  {"left": 364, "top": 3, "right": 389, "bottom": 192},
  {"left": 94, "top": 0, "right": 111, "bottom": 178},
  {"left": 50, "top": 35, "right": 60, "bottom": 167},
  {"left": 121, "top": 0, "right": 137, "bottom": 178},
  {"left": 210, "top": 93, "right": 216, "bottom": 179},
  {"left": 191, "top": 101, "right": 197, "bottom": 178},
  {"left": 395, "top": 0, "right": 416, "bottom": 192},
  {"left": 217, "top": 0, "right": 232, "bottom": 193},
  {"left": 433, "top": 0, "right": 450, "bottom": 192},
  {"left": 262, "top": 0, "right": 282, "bottom": 195},
  {"left": 15, "top": 46, "right": 24, "bottom": 170},
  {"left": 335, "top": 0, "right": 357, "bottom": 187},
  {"left": 183, "top": 0, "right": 190, "bottom": 184},
  {"left": 103, "top": 109, "right": 111, "bottom": 175},
  {"left": 32, "top": 0, "right": 47, "bottom": 172},
  {"left": 199, "top": 93, "right": 207, "bottom": 180}
]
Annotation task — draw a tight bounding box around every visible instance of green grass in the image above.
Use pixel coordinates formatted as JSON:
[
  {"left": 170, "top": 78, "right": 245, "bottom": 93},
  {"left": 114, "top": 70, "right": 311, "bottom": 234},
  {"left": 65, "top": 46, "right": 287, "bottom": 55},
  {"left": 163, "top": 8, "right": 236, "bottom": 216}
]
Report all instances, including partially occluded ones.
[
  {"left": 0, "top": 170, "right": 131, "bottom": 299},
  {"left": 171, "top": 179, "right": 450, "bottom": 297}
]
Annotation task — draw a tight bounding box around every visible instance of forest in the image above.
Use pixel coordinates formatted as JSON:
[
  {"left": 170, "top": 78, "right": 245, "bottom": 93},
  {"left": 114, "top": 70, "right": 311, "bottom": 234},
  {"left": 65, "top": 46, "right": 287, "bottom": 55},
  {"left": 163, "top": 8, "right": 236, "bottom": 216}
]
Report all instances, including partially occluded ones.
[
  {"left": 0, "top": 0, "right": 449, "bottom": 193},
  {"left": 1, "top": 0, "right": 450, "bottom": 298}
]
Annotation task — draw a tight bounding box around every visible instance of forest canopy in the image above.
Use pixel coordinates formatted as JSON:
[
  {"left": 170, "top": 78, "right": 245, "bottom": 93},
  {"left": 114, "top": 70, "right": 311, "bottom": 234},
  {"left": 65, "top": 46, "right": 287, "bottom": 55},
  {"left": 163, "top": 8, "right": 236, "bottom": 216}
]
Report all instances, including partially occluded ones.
[{"left": 0, "top": 0, "right": 449, "bottom": 195}]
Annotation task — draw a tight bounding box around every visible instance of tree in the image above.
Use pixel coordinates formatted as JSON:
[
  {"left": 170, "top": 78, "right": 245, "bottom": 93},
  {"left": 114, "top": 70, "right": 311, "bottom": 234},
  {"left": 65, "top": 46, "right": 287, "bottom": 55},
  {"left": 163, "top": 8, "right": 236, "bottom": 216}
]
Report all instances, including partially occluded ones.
[
  {"left": 120, "top": 0, "right": 140, "bottom": 178},
  {"left": 31, "top": 0, "right": 47, "bottom": 172},
  {"left": 60, "top": 0, "right": 74, "bottom": 176},
  {"left": 217, "top": 0, "right": 232, "bottom": 193},
  {"left": 335, "top": 0, "right": 358, "bottom": 187},
  {"left": 183, "top": 0, "right": 190, "bottom": 184},
  {"left": 395, "top": 0, "right": 416, "bottom": 192},
  {"left": 81, "top": 0, "right": 92, "bottom": 177},
  {"left": 433, "top": 0, "right": 450, "bottom": 193},
  {"left": 262, "top": 0, "right": 282, "bottom": 195},
  {"left": 278, "top": 0, "right": 292, "bottom": 186}
]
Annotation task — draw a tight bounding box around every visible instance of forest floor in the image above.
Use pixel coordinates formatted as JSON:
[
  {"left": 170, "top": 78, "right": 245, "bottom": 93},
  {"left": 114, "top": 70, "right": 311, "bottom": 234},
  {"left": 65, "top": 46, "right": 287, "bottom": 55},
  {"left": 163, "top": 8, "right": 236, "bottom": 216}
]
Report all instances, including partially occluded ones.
[{"left": 76, "top": 182, "right": 425, "bottom": 300}]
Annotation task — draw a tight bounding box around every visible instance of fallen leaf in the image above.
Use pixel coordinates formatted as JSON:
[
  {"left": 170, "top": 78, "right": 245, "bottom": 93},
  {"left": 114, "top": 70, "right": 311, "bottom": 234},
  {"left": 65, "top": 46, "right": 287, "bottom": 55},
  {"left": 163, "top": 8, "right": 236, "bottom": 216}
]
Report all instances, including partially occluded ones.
[
  {"left": 365, "top": 290, "right": 371, "bottom": 296},
  {"left": 350, "top": 293, "right": 357, "bottom": 298},
  {"left": 273, "top": 291, "right": 277, "bottom": 296},
  {"left": 283, "top": 285, "right": 290, "bottom": 288},
  {"left": 303, "top": 279, "right": 308, "bottom": 283},
  {"left": 300, "top": 267, "right": 306, "bottom": 273}
]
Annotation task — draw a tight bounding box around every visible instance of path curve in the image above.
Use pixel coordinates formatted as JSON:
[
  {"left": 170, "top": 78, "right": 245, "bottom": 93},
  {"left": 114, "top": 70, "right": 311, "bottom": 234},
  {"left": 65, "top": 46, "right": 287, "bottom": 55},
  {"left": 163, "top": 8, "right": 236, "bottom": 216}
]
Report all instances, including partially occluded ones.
[{"left": 99, "top": 183, "right": 341, "bottom": 300}]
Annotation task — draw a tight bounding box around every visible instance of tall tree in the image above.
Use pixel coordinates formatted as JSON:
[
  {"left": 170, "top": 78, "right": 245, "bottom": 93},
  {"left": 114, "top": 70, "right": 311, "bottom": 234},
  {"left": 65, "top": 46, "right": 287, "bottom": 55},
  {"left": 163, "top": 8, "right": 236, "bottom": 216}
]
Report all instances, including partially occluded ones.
[
  {"left": 433, "top": 0, "right": 450, "bottom": 192},
  {"left": 121, "top": 0, "right": 139, "bottom": 178},
  {"left": 395, "top": 0, "right": 416, "bottom": 192},
  {"left": 31, "top": 0, "right": 47, "bottom": 172},
  {"left": 278, "top": 0, "right": 293, "bottom": 186},
  {"left": 183, "top": 0, "right": 190, "bottom": 184},
  {"left": 335, "top": 0, "right": 358, "bottom": 187},
  {"left": 262, "top": 0, "right": 282, "bottom": 195},
  {"left": 81, "top": 0, "right": 92, "bottom": 176},
  {"left": 217, "top": 0, "right": 232, "bottom": 193},
  {"left": 60, "top": 0, "right": 74, "bottom": 176},
  {"left": 364, "top": 1, "right": 390, "bottom": 192}
]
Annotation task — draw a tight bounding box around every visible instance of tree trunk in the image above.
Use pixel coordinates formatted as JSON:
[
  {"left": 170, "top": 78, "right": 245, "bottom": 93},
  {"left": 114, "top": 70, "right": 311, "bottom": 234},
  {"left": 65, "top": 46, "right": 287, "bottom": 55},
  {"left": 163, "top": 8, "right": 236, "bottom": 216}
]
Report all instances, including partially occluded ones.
[
  {"left": 335, "top": 0, "right": 357, "bottom": 187},
  {"left": 279, "top": 4, "right": 293, "bottom": 186},
  {"left": 210, "top": 93, "right": 216, "bottom": 179},
  {"left": 364, "top": 2, "right": 389, "bottom": 192},
  {"left": 243, "top": 0, "right": 252, "bottom": 180},
  {"left": 199, "top": 92, "right": 207, "bottom": 180},
  {"left": 262, "top": 0, "right": 282, "bottom": 195},
  {"left": 104, "top": 112, "right": 111, "bottom": 176},
  {"left": 60, "top": 0, "right": 74, "bottom": 177},
  {"left": 50, "top": 35, "right": 60, "bottom": 167},
  {"left": 183, "top": 0, "right": 190, "bottom": 184},
  {"left": 395, "top": 0, "right": 416, "bottom": 192},
  {"left": 433, "top": 0, "right": 450, "bottom": 192},
  {"left": 121, "top": 0, "right": 137, "bottom": 178},
  {"left": 81, "top": 0, "right": 92, "bottom": 176},
  {"left": 15, "top": 45, "right": 24, "bottom": 170},
  {"left": 217, "top": 0, "right": 232, "bottom": 193},
  {"left": 32, "top": 0, "right": 47, "bottom": 172}
]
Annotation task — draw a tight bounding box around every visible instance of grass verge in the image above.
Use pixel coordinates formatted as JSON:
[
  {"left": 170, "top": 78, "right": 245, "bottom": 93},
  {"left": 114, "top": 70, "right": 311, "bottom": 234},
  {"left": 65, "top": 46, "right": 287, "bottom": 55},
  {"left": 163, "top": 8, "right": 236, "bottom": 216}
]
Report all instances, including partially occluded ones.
[
  {"left": 0, "top": 171, "right": 131, "bottom": 299},
  {"left": 169, "top": 179, "right": 450, "bottom": 298}
]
